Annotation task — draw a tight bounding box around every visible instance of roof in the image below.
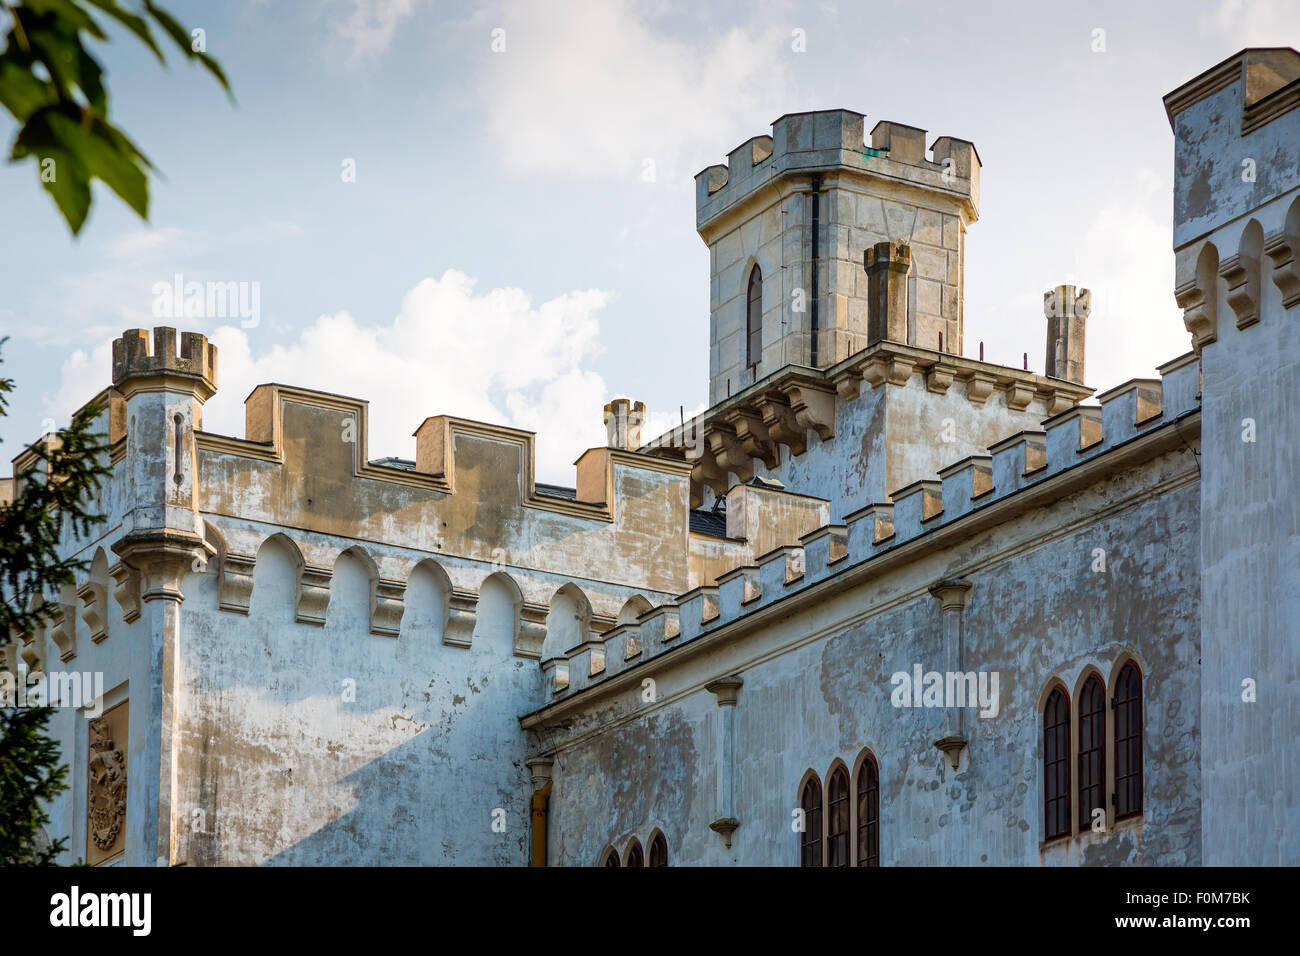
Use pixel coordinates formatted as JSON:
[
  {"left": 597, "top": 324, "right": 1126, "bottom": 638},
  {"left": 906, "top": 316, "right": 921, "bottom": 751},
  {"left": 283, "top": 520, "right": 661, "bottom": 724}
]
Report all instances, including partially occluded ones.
[{"left": 689, "top": 508, "right": 728, "bottom": 538}]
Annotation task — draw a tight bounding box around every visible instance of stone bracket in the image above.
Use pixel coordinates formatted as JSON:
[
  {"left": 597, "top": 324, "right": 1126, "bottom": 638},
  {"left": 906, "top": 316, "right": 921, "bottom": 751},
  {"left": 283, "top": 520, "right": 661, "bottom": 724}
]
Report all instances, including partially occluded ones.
[
  {"left": 77, "top": 581, "right": 108, "bottom": 644},
  {"left": 109, "top": 562, "right": 142, "bottom": 624},
  {"left": 1264, "top": 231, "right": 1300, "bottom": 308},
  {"left": 444, "top": 588, "right": 478, "bottom": 648},
  {"left": 1175, "top": 278, "right": 1217, "bottom": 349},
  {"left": 1219, "top": 252, "right": 1261, "bottom": 329},
  {"left": 371, "top": 578, "right": 406, "bottom": 638},
  {"left": 218, "top": 552, "right": 256, "bottom": 615},
  {"left": 296, "top": 566, "right": 332, "bottom": 626},
  {"left": 755, "top": 393, "right": 807, "bottom": 457},
  {"left": 49, "top": 604, "right": 77, "bottom": 662},
  {"left": 516, "top": 602, "right": 549, "bottom": 659},
  {"left": 781, "top": 383, "right": 836, "bottom": 442}
]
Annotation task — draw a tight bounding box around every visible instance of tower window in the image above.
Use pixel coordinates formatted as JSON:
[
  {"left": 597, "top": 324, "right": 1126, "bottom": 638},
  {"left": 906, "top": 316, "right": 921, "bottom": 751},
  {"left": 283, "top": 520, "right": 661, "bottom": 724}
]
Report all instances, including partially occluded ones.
[
  {"left": 1043, "top": 686, "right": 1071, "bottom": 840},
  {"left": 1113, "top": 662, "right": 1143, "bottom": 820},
  {"left": 746, "top": 264, "right": 763, "bottom": 372}
]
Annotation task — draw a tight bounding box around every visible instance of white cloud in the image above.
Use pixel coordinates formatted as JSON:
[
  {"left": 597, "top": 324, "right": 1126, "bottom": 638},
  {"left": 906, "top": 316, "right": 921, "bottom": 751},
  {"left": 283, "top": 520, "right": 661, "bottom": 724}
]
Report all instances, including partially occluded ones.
[
  {"left": 1199, "top": 0, "right": 1300, "bottom": 47},
  {"left": 184, "top": 270, "right": 614, "bottom": 484},
  {"left": 1068, "top": 168, "right": 1188, "bottom": 387},
  {"left": 326, "top": 0, "right": 420, "bottom": 66},
  {"left": 474, "top": 0, "right": 794, "bottom": 182}
]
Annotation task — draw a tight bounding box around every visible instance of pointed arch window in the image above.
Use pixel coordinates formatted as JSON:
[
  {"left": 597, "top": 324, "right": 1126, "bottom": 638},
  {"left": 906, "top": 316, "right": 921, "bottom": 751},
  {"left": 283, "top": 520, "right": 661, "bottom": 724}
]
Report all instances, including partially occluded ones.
[
  {"left": 1114, "top": 662, "right": 1144, "bottom": 820},
  {"left": 856, "top": 755, "right": 879, "bottom": 867},
  {"left": 827, "top": 766, "right": 850, "bottom": 867},
  {"left": 625, "top": 840, "right": 644, "bottom": 867},
  {"left": 746, "top": 264, "right": 763, "bottom": 371},
  {"left": 799, "top": 775, "right": 822, "bottom": 867},
  {"left": 1043, "top": 686, "right": 1071, "bottom": 840},
  {"left": 648, "top": 832, "right": 668, "bottom": 867},
  {"left": 1077, "top": 674, "right": 1106, "bottom": 830},
  {"left": 603, "top": 848, "right": 620, "bottom": 867}
]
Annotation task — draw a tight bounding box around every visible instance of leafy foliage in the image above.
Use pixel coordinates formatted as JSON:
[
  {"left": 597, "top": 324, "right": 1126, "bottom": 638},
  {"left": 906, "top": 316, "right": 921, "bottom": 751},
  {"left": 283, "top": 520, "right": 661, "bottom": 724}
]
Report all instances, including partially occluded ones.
[
  {"left": 0, "top": 338, "right": 113, "bottom": 864},
  {"left": 1, "top": 0, "right": 231, "bottom": 234}
]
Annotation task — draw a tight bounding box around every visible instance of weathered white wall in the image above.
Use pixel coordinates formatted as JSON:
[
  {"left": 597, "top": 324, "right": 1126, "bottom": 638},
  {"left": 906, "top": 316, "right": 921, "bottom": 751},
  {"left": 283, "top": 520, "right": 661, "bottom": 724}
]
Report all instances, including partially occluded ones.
[{"left": 546, "top": 448, "right": 1201, "bottom": 866}]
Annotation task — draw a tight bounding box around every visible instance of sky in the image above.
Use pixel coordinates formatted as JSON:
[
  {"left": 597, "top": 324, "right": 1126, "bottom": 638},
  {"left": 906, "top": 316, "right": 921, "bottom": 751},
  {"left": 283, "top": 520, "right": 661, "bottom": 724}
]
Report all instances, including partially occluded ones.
[{"left": 1, "top": 0, "right": 1297, "bottom": 483}]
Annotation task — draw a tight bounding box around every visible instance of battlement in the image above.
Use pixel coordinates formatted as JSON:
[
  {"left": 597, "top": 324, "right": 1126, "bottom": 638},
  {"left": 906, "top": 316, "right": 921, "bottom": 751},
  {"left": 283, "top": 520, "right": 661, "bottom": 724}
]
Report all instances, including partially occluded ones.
[
  {"left": 540, "top": 350, "right": 1202, "bottom": 707},
  {"left": 111, "top": 327, "right": 218, "bottom": 399},
  {"left": 695, "top": 109, "right": 980, "bottom": 234}
]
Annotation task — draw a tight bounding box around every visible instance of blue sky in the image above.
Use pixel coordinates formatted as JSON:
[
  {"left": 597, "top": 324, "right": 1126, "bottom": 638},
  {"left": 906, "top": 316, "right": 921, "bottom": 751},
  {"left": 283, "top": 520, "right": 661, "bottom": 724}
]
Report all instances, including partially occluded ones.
[{"left": 1, "top": 0, "right": 1296, "bottom": 482}]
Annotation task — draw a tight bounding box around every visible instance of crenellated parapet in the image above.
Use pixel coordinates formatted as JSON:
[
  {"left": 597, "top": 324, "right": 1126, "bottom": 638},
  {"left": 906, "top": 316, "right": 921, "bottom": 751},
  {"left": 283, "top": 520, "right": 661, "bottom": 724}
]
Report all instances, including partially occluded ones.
[{"left": 537, "top": 350, "right": 1202, "bottom": 708}]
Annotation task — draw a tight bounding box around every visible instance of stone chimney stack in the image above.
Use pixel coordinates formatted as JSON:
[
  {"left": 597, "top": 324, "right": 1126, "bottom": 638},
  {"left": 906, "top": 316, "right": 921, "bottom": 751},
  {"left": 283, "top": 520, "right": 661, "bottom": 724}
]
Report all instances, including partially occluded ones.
[
  {"left": 865, "top": 241, "right": 912, "bottom": 344},
  {"left": 1043, "top": 284, "right": 1089, "bottom": 384},
  {"left": 604, "top": 399, "right": 645, "bottom": 451}
]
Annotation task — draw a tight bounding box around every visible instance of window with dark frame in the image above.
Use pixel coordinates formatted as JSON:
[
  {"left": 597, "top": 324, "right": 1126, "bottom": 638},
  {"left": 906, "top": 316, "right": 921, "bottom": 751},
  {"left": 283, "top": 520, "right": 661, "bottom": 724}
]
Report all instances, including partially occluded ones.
[
  {"left": 1043, "top": 686, "right": 1071, "bottom": 840},
  {"left": 827, "top": 766, "right": 850, "bottom": 867},
  {"left": 603, "top": 848, "right": 620, "bottom": 867},
  {"left": 648, "top": 832, "right": 668, "bottom": 867},
  {"left": 1113, "top": 662, "right": 1144, "bottom": 820},
  {"left": 625, "top": 839, "right": 644, "bottom": 867},
  {"left": 799, "top": 775, "right": 823, "bottom": 867},
  {"left": 746, "top": 265, "right": 763, "bottom": 372},
  {"left": 855, "top": 755, "right": 880, "bottom": 867},
  {"left": 1077, "top": 674, "right": 1107, "bottom": 830}
]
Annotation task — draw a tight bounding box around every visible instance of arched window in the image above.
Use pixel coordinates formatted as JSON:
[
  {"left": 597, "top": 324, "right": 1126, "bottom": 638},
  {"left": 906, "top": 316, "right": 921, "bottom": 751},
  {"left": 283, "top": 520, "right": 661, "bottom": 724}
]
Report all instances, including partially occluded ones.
[
  {"left": 855, "top": 755, "right": 879, "bottom": 867},
  {"left": 1077, "top": 674, "right": 1106, "bottom": 830},
  {"left": 799, "top": 775, "right": 822, "bottom": 867},
  {"left": 1043, "top": 686, "right": 1071, "bottom": 840},
  {"left": 648, "top": 832, "right": 667, "bottom": 867},
  {"left": 746, "top": 265, "right": 763, "bottom": 371},
  {"left": 1114, "top": 662, "right": 1144, "bottom": 820},
  {"left": 827, "top": 766, "right": 850, "bottom": 866},
  {"left": 625, "top": 839, "right": 644, "bottom": 867},
  {"left": 603, "top": 848, "right": 620, "bottom": 868}
]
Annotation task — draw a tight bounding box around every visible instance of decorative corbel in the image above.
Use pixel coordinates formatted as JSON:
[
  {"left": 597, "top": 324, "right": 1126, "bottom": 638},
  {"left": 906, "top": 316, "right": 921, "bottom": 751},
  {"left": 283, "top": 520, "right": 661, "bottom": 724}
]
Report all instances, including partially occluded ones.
[
  {"left": 516, "top": 602, "right": 549, "bottom": 659},
  {"left": 295, "top": 566, "right": 332, "bottom": 626},
  {"left": 48, "top": 605, "right": 77, "bottom": 663},
  {"left": 1175, "top": 278, "right": 1217, "bottom": 349},
  {"left": 370, "top": 578, "right": 406, "bottom": 638},
  {"left": 77, "top": 580, "right": 108, "bottom": 644},
  {"left": 781, "top": 382, "right": 836, "bottom": 441},
  {"left": 707, "top": 425, "right": 755, "bottom": 484},
  {"left": 755, "top": 393, "right": 807, "bottom": 457},
  {"left": 1264, "top": 230, "right": 1300, "bottom": 308},
  {"left": 1219, "top": 252, "right": 1261, "bottom": 329},
  {"left": 444, "top": 588, "right": 477, "bottom": 647},
  {"left": 108, "top": 562, "right": 141, "bottom": 624},
  {"left": 706, "top": 675, "right": 744, "bottom": 850},
  {"left": 1004, "top": 382, "right": 1035, "bottom": 411},
  {"left": 724, "top": 407, "right": 780, "bottom": 470},
  {"left": 218, "top": 552, "right": 256, "bottom": 615}
]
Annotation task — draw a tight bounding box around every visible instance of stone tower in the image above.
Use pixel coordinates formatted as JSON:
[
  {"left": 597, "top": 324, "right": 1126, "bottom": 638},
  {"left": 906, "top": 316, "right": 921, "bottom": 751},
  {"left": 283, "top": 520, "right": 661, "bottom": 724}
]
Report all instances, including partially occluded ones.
[
  {"left": 1166, "top": 47, "right": 1300, "bottom": 865},
  {"left": 695, "top": 110, "right": 980, "bottom": 405}
]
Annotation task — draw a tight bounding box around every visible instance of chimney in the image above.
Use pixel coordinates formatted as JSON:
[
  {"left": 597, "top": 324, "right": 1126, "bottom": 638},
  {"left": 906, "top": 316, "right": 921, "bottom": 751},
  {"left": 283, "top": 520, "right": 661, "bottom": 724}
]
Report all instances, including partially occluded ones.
[
  {"left": 604, "top": 398, "right": 645, "bottom": 450},
  {"left": 1043, "top": 284, "right": 1089, "bottom": 384},
  {"left": 864, "top": 241, "right": 912, "bottom": 344}
]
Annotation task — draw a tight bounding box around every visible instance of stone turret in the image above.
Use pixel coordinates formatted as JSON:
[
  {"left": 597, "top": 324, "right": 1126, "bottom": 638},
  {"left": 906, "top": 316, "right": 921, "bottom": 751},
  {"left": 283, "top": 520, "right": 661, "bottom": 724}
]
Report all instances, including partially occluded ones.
[
  {"left": 695, "top": 109, "right": 980, "bottom": 405},
  {"left": 109, "top": 326, "right": 218, "bottom": 867}
]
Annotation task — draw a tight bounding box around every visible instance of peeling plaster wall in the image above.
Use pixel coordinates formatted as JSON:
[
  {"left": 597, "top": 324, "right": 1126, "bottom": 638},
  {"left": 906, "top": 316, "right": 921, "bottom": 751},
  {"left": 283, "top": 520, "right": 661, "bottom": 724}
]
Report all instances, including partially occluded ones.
[
  {"left": 545, "top": 448, "right": 1202, "bottom": 866},
  {"left": 173, "top": 555, "right": 539, "bottom": 866}
]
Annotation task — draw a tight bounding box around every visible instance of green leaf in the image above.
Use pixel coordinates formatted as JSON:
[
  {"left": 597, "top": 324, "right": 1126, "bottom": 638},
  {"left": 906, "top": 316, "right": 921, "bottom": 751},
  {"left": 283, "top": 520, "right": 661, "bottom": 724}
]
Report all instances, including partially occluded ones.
[
  {"left": 12, "top": 103, "right": 151, "bottom": 232},
  {"left": 0, "top": 59, "right": 57, "bottom": 122},
  {"left": 20, "top": 0, "right": 108, "bottom": 41},
  {"left": 144, "top": 0, "right": 232, "bottom": 97},
  {"left": 83, "top": 0, "right": 164, "bottom": 62}
]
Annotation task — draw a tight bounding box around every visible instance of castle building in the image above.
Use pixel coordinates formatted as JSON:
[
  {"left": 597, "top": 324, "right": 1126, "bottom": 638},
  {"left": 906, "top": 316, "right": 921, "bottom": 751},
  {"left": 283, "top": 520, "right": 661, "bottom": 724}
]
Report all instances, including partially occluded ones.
[{"left": 4, "top": 48, "right": 1297, "bottom": 866}]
